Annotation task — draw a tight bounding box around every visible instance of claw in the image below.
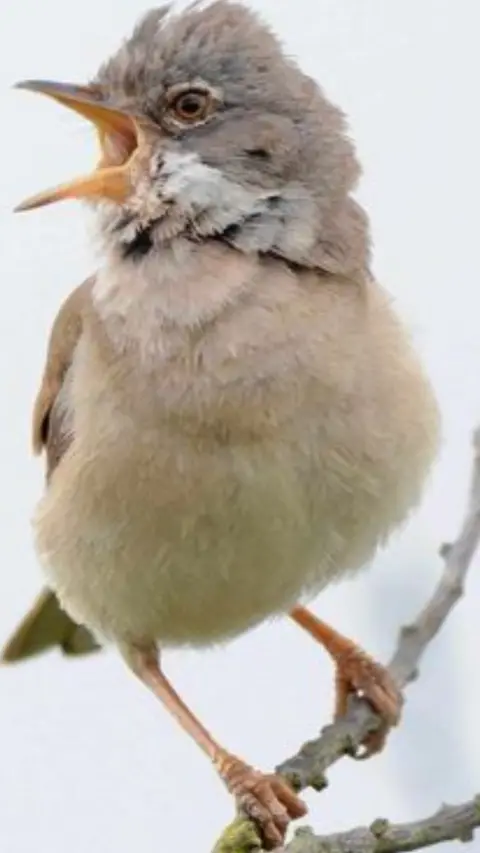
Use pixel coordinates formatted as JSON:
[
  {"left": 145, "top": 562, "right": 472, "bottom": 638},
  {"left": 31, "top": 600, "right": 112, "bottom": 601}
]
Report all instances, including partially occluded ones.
[
  {"left": 334, "top": 647, "right": 403, "bottom": 757},
  {"left": 215, "top": 752, "right": 307, "bottom": 849}
]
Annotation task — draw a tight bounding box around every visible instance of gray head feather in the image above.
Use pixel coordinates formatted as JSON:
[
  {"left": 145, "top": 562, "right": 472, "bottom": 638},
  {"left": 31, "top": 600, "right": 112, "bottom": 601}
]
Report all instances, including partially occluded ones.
[{"left": 94, "top": 1, "right": 370, "bottom": 277}]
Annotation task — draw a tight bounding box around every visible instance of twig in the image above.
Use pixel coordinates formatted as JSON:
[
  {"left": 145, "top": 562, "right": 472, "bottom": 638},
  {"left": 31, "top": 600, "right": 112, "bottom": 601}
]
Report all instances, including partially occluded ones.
[
  {"left": 212, "top": 427, "right": 480, "bottom": 852},
  {"left": 286, "top": 796, "right": 480, "bottom": 852}
]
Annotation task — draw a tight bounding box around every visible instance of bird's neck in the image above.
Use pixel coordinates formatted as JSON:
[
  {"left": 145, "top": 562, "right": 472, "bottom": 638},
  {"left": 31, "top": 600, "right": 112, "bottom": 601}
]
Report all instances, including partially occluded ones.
[{"left": 92, "top": 238, "right": 260, "bottom": 347}]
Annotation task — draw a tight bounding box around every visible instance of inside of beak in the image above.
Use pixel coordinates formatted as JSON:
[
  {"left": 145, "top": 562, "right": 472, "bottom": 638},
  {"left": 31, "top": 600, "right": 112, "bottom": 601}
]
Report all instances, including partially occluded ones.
[{"left": 14, "top": 80, "right": 142, "bottom": 212}]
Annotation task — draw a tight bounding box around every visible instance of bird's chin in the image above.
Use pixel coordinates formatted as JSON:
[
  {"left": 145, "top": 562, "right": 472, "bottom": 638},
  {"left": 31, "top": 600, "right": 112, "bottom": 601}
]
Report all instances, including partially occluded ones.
[{"left": 95, "top": 198, "right": 178, "bottom": 259}]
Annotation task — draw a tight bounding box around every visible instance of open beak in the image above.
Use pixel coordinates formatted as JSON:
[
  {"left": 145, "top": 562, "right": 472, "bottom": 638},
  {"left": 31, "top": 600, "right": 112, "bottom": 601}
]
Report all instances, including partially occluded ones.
[{"left": 14, "top": 80, "right": 142, "bottom": 212}]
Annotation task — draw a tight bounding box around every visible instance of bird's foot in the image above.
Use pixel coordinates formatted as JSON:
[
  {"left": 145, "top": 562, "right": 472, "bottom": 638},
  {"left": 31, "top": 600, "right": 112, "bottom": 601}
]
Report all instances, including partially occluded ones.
[
  {"left": 215, "top": 751, "right": 307, "bottom": 849},
  {"left": 289, "top": 608, "right": 403, "bottom": 758},
  {"left": 334, "top": 645, "right": 403, "bottom": 758}
]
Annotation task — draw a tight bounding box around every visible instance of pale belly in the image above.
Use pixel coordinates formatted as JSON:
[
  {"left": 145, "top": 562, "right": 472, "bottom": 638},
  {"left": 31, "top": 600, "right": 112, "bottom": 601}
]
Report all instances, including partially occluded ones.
[{"left": 33, "top": 429, "right": 382, "bottom": 648}]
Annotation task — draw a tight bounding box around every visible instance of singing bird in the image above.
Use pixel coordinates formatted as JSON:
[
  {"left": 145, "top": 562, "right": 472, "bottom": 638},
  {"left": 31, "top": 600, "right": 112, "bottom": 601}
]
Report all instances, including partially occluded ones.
[{"left": 3, "top": 1, "right": 440, "bottom": 846}]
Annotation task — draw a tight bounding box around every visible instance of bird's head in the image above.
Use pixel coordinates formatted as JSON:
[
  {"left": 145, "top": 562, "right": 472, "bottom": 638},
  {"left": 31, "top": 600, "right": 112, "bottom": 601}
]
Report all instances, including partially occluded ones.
[{"left": 15, "top": 1, "right": 369, "bottom": 275}]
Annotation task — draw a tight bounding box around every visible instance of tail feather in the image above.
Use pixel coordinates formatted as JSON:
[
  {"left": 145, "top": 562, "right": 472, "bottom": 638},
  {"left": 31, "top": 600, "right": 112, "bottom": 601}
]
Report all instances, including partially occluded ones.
[{"left": 1, "top": 588, "right": 100, "bottom": 663}]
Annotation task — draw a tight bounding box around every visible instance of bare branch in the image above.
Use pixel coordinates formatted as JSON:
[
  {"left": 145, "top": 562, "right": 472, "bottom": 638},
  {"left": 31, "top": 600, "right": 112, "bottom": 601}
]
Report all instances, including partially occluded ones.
[
  {"left": 286, "top": 796, "right": 480, "bottom": 853},
  {"left": 211, "top": 427, "right": 480, "bottom": 852},
  {"left": 389, "top": 426, "right": 480, "bottom": 687},
  {"left": 213, "top": 797, "right": 480, "bottom": 853}
]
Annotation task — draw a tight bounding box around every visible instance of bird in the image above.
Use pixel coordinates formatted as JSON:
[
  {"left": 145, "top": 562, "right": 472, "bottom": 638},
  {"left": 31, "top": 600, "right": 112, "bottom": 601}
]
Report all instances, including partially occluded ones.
[{"left": 2, "top": 1, "right": 440, "bottom": 847}]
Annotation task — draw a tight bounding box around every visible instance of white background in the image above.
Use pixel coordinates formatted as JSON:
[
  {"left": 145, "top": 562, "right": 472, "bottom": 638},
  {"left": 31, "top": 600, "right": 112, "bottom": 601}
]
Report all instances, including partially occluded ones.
[{"left": 1, "top": 2, "right": 479, "bottom": 851}]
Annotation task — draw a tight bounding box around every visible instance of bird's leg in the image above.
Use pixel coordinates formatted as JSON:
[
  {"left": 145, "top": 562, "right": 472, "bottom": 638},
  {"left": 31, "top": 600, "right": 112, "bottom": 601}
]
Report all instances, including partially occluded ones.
[
  {"left": 289, "top": 606, "right": 402, "bottom": 757},
  {"left": 120, "top": 643, "right": 306, "bottom": 848}
]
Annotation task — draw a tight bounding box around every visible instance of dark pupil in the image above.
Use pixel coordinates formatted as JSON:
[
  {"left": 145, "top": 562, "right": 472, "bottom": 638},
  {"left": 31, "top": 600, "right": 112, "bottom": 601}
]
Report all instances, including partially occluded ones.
[{"left": 178, "top": 94, "right": 202, "bottom": 116}]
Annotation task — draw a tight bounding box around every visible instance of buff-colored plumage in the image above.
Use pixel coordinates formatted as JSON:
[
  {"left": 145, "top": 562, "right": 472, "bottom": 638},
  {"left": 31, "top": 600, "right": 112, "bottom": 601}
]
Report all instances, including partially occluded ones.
[
  {"left": 3, "top": 2, "right": 440, "bottom": 845},
  {"left": 34, "top": 242, "right": 437, "bottom": 647}
]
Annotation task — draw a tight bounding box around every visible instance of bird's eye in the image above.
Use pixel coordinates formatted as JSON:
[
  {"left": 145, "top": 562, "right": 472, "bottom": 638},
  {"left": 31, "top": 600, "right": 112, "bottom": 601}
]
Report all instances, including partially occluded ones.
[{"left": 170, "top": 90, "right": 211, "bottom": 123}]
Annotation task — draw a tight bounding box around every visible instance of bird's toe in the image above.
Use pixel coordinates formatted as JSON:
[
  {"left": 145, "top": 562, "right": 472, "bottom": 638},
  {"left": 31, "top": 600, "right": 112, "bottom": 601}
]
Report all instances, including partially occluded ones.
[
  {"left": 334, "top": 648, "right": 403, "bottom": 757},
  {"left": 215, "top": 752, "right": 307, "bottom": 849}
]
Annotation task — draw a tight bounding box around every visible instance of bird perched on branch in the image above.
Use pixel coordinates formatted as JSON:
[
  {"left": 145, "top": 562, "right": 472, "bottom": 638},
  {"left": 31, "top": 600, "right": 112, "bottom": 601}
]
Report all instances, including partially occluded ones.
[{"left": 2, "top": 1, "right": 439, "bottom": 846}]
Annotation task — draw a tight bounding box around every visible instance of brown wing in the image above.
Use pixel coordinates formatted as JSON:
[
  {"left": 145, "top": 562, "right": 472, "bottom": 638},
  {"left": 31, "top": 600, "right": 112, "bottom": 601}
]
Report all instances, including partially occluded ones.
[
  {"left": 2, "top": 277, "right": 101, "bottom": 663},
  {"left": 32, "top": 277, "right": 91, "bottom": 471}
]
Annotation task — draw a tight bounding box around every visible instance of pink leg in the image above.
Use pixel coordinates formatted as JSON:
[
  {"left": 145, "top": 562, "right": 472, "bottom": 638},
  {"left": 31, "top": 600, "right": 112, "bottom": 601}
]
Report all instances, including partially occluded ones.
[{"left": 121, "top": 643, "right": 307, "bottom": 848}]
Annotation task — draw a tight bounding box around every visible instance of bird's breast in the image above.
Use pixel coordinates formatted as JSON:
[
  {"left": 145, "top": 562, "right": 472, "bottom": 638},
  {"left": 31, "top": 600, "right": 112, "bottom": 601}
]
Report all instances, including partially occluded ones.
[{"left": 33, "top": 258, "right": 440, "bottom": 648}]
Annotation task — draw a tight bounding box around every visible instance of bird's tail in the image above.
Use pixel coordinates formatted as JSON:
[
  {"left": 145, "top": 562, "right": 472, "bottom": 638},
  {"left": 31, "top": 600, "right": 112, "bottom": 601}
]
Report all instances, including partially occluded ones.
[{"left": 1, "top": 588, "right": 100, "bottom": 663}]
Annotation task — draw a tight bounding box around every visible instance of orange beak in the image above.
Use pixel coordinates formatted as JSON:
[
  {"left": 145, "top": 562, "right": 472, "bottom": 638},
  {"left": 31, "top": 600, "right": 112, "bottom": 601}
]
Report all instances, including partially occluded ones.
[{"left": 14, "top": 80, "right": 143, "bottom": 212}]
